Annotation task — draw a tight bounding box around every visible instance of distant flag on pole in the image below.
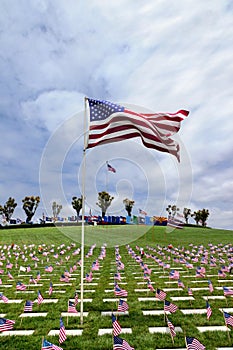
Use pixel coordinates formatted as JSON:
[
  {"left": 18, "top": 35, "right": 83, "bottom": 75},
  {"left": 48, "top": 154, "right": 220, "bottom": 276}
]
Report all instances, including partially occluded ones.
[
  {"left": 139, "top": 208, "right": 147, "bottom": 216},
  {"left": 86, "top": 98, "right": 189, "bottom": 162},
  {"left": 107, "top": 161, "right": 116, "bottom": 173},
  {"left": 59, "top": 317, "right": 67, "bottom": 344}
]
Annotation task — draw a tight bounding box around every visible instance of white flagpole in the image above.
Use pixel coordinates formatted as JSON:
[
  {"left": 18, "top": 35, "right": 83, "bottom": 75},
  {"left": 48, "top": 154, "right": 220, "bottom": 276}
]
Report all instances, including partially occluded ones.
[
  {"left": 80, "top": 97, "right": 88, "bottom": 325},
  {"left": 106, "top": 161, "right": 109, "bottom": 191}
]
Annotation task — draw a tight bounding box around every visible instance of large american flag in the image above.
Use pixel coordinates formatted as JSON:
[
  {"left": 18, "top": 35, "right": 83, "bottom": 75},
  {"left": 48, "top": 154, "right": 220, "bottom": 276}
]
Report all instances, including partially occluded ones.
[{"left": 86, "top": 98, "right": 189, "bottom": 162}]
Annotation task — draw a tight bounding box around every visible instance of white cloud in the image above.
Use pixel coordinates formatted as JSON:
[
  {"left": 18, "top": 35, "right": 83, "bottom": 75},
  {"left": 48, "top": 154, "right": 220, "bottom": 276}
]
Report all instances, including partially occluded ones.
[{"left": 0, "top": 0, "right": 233, "bottom": 229}]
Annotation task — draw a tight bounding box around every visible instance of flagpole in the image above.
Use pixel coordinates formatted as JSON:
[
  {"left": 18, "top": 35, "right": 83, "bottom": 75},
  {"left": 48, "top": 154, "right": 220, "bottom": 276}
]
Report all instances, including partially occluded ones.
[
  {"left": 106, "top": 161, "right": 109, "bottom": 191},
  {"left": 80, "top": 97, "right": 88, "bottom": 325}
]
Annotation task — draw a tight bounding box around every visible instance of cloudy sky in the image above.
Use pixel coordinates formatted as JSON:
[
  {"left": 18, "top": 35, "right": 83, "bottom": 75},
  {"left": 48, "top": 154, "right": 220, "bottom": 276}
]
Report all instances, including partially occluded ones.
[{"left": 0, "top": 0, "right": 233, "bottom": 229}]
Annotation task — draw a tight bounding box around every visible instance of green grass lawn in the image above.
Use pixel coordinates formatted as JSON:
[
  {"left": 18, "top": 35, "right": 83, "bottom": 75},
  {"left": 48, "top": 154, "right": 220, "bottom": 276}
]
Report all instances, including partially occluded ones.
[{"left": 0, "top": 225, "right": 232, "bottom": 349}]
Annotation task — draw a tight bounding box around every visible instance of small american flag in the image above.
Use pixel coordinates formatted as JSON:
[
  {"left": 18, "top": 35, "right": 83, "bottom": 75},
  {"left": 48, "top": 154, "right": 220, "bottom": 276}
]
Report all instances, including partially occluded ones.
[
  {"left": 74, "top": 292, "right": 79, "bottom": 306},
  {"left": 114, "top": 285, "right": 128, "bottom": 297},
  {"left": 59, "top": 317, "right": 67, "bottom": 344},
  {"left": 107, "top": 162, "right": 116, "bottom": 173},
  {"left": 112, "top": 314, "right": 122, "bottom": 336},
  {"left": 37, "top": 290, "right": 44, "bottom": 305},
  {"left": 208, "top": 280, "right": 214, "bottom": 293},
  {"left": 113, "top": 336, "right": 134, "bottom": 350},
  {"left": 117, "top": 299, "right": 129, "bottom": 312},
  {"left": 7, "top": 271, "right": 14, "bottom": 279},
  {"left": 0, "top": 293, "right": 8, "bottom": 303},
  {"left": 224, "top": 311, "right": 233, "bottom": 328},
  {"left": 223, "top": 286, "right": 233, "bottom": 296},
  {"left": 167, "top": 317, "right": 176, "bottom": 338},
  {"left": 16, "top": 281, "right": 27, "bottom": 290},
  {"left": 42, "top": 338, "right": 63, "bottom": 350},
  {"left": 206, "top": 301, "right": 212, "bottom": 320},
  {"left": 24, "top": 300, "right": 33, "bottom": 312},
  {"left": 49, "top": 282, "right": 53, "bottom": 295},
  {"left": 188, "top": 287, "right": 193, "bottom": 296},
  {"left": 0, "top": 318, "right": 15, "bottom": 332},
  {"left": 178, "top": 279, "right": 185, "bottom": 289},
  {"left": 185, "top": 336, "right": 205, "bottom": 350},
  {"left": 68, "top": 300, "right": 77, "bottom": 313},
  {"left": 156, "top": 288, "right": 166, "bottom": 300},
  {"left": 164, "top": 300, "right": 178, "bottom": 313}
]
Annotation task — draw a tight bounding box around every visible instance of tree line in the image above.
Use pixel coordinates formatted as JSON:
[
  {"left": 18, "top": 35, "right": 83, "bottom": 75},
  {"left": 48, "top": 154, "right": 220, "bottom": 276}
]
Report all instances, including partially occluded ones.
[{"left": 0, "top": 192, "right": 210, "bottom": 227}]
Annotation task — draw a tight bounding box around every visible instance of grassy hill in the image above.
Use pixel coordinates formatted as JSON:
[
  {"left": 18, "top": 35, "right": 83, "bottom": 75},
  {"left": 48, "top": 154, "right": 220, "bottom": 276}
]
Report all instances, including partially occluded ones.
[{"left": 0, "top": 225, "right": 232, "bottom": 350}]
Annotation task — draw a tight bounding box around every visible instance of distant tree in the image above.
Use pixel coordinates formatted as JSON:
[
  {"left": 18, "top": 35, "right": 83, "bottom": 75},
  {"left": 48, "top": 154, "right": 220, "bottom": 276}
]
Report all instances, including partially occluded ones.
[
  {"left": 52, "top": 201, "right": 62, "bottom": 220},
  {"left": 22, "top": 196, "right": 40, "bottom": 223},
  {"left": 196, "top": 208, "right": 210, "bottom": 227},
  {"left": 0, "top": 197, "right": 17, "bottom": 222},
  {"left": 183, "top": 208, "right": 192, "bottom": 224},
  {"left": 123, "top": 198, "right": 135, "bottom": 217},
  {"left": 96, "top": 191, "right": 114, "bottom": 217},
  {"left": 72, "top": 196, "right": 83, "bottom": 220},
  {"left": 166, "top": 204, "right": 179, "bottom": 218},
  {"left": 191, "top": 210, "right": 202, "bottom": 225}
]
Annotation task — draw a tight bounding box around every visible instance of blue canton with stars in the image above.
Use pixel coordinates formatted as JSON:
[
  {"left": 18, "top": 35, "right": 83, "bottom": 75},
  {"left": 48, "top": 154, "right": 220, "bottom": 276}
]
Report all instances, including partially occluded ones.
[{"left": 88, "top": 98, "right": 124, "bottom": 121}]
